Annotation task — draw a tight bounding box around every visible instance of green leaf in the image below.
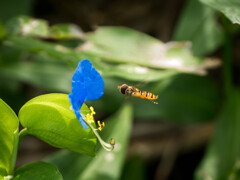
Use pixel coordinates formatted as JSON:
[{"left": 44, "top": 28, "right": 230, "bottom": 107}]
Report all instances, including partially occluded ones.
[
  {"left": 82, "top": 26, "right": 220, "bottom": 75},
  {"left": 13, "top": 161, "right": 63, "bottom": 180},
  {"left": 5, "top": 36, "right": 87, "bottom": 63},
  {"left": 195, "top": 90, "right": 240, "bottom": 179},
  {"left": 0, "top": 55, "right": 72, "bottom": 92},
  {"left": 6, "top": 16, "right": 49, "bottom": 37},
  {"left": 200, "top": 0, "right": 240, "bottom": 24},
  {"left": 0, "top": 99, "right": 19, "bottom": 176},
  {"left": 18, "top": 94, "right": 97, "bottom": 156},
  {"left": 49, "top": 24, "right": 84, "bottom": 40},
  {"left": 173, "top": 0, "right": 223, "bottom": 56},
  {"left": 4, "top": 36, "right": 175, "bottom": 83},
  {"left": 92, "top": 60, "right": 177, "bottom": 82},
  {"left": 0, "top": 22, "right": 7, "bottom": 40},
  {"left": 46, "top": 103, "right": 133, "bottom": 180}
]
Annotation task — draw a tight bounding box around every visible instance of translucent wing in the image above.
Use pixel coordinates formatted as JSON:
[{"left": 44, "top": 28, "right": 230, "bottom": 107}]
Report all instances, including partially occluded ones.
[{"left": 128, "top": 86, "right": 140, "bottom": 92}]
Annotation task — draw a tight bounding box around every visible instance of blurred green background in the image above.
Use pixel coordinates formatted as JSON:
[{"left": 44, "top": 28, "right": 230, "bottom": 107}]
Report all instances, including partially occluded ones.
[{"left": 0, "top": 0, "right": 240, "bottom": 179}]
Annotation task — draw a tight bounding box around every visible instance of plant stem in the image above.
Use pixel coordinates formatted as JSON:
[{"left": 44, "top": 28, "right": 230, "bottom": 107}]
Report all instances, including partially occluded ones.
[
  {"left": 9, "top": 131, "right": 18, "bottom": 176},
  {"left": 18, "top": 128, "right": 28, "bottom": 146},
  {"left": 9, "top": 128, "right": 28, "bottom": 176}
]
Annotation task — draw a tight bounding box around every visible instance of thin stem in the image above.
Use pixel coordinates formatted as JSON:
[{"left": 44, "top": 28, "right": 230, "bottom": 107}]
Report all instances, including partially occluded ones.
[
  {"left": 9, "top": 128, "right": 28, "bottom": 176},
  {"left": 18, "top": 128, "right": 28, "bottom": 147},
  {"left": 82, "top": 117, "right": 114, "bottom": 151},
  {"left": 9, "top": 131, "right": 18, "bottom": 176}
]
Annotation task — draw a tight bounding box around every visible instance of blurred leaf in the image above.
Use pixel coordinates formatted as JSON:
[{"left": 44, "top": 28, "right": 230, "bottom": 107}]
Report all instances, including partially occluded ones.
[
  {"left": 173, "top": 0, "right": 223, "bottom": 56},
  {"left": 6, "top": 16, "right": 49, "bottom": 37},
  {"left": 81, "top": 26, "right": 220, "bottom": 75},
  {"left": 195, "top": 90, "right": 240, "bottom": 179},
  {"left": 5, "top": 36, "right": 86, "bottom": 63},
  {"left": 199, "top": 0, "right": 240, "bottom": 24},
  {"left": 46, "top": 103, "right": 133, "bottom": 180},
  {"left": 0, "top": 99, "right": 19, "bottom": 176},
  {"left": 0, "top": 22, "right": 7, "bottom": 40},
  {"left": 0, "top": 57, "right": 72, "bottom": 92},
  {"left": 120, "top": 155, "right": 146, "bottom": 180},
  {"left": 19, "top": 94, "right": 97, "bottom": 156},
  {"left": 0, "top": 45, "right": 30, "bottom": 111},
  {"left": 0, "top": 44, "right": 23, "bottom": 66},
  {"left": 5, "top": 36, "right": 176, "bottom": 83},
  {"left": 13, "top": 161, "right": 63, "bottom": 180},
  {"left": 49, "top": 24, "right": 84, "bottom": 40},
  {"left": 0, "top": 0, "right": 32, "bottom": 23},
  {"left": 93, "top": 60, "right": 178, "bottom": 82}
]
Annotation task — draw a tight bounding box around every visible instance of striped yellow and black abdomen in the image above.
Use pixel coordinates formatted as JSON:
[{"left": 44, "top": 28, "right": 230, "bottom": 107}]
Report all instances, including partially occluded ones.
[{"left": 134, "top": 90, "right": 158, "bottom": 100}]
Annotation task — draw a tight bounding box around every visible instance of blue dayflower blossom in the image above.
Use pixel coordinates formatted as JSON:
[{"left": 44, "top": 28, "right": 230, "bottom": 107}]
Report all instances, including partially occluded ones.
[
  {"left": 69, "top": 59, "right": 114, "bottom": 151},
  {"left": 69, "top": 59, "right": 104, "bottom": 129}
]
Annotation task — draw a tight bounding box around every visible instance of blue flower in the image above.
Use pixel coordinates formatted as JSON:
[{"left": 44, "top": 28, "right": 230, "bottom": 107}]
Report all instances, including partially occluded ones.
[{"left": 69, "top": 59, "right": 104, "bottom": 129}]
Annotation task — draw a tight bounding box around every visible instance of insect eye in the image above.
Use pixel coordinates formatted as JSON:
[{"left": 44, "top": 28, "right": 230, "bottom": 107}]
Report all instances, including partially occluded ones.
[{"left": 120, "top": 84, "right": 128, "bottom": 94}]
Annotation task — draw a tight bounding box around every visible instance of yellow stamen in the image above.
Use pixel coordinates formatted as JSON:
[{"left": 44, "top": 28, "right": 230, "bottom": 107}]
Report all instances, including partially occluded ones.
[
  {"left": 81, "top": 106, "right": 114, "bottom": 151},
  {"left": 86, "top": 113, "right": 94, "bottom": 123},
  {"left": 98, "top": 120, "right": 105, "bottom": 131},
  {"left": 90, "top": 106, "right": 96, "bottom": 115}
]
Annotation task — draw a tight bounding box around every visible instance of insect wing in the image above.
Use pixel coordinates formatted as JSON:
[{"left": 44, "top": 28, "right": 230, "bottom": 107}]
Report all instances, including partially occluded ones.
[{"left": 128, "top": 86, "right": 140, "bottom": 92}]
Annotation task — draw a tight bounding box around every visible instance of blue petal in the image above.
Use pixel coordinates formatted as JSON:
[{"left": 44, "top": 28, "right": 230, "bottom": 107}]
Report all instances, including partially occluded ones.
[
  {"left": 69, "top": 59, "right": 104, "bottom": 130},
  {"left": 73, "top": 59, "right": 104, "bottom": 101},
  {"left": 69, "top": 91, "right": 88, "bottom": 129}
]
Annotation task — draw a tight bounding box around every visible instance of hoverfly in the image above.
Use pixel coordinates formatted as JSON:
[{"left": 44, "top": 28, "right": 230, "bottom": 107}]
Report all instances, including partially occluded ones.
[{"left": 117, "top": 84, "right": 158, "bottom": 104}]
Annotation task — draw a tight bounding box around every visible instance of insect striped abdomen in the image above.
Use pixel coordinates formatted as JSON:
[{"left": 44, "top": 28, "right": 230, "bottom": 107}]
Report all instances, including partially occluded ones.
[{"left": 134, "top": 90, "right": 158, "bottom": 100}]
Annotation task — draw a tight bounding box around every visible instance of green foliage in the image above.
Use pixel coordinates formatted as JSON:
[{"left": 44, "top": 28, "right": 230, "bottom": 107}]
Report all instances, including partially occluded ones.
[
  {"left": 173, "top": 0, "right": 223, "bottom": 56},
  {"left": 93, "top": 61, "right": 178, "bottom": 82},
  {"left": 6, "top": 16, "right": 49, "bottom": 38},
  {"left": 83, "top": 26, "right": 215, "bottom": 75},
  {"left": 0, "top": 54, "right": 72, "bottom": 92},
  {"left": 0, "top": 22, "right": 6, "bottom": 40},
  {"left": 46, "top": 103, "right": 133, "bottom": 180},
  {"left": 49, "top": 24, "right": 84, "bottom": 40},
  {"left": 13, "top": 162, "right": 63, "bottom": 180},
  {"left": 0, "top": 20, "right": 222, "bottom": 124},
  {"left": 200, "top": 0, "right": 240, "bottom": 24},
  {"left": 19, "top": 94, "right": 97, "bottom": 156},
  {"left": 0, "top": 99, "right": 19, "bottom": 176},
  {"left": 0, "top": 0, "right": 239, "bottom": 177},
  {"left": 195, "top": 90, "right": 240, "bottom": 180},
  {"left": 6, "top": 16, "right": 84, "bottom": 40}
]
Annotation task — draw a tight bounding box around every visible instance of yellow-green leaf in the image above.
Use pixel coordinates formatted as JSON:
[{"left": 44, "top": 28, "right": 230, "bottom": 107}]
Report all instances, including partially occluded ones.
[
  {"left": 0, "top": 99, "right": 19, "bottom": 176},
  {"left": 19, "top": 94, "right": 97, "bottom": 156}
]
